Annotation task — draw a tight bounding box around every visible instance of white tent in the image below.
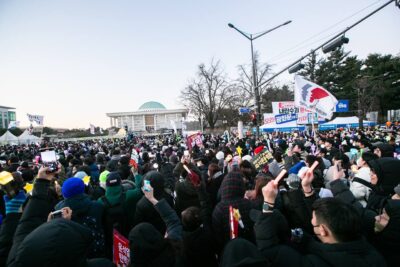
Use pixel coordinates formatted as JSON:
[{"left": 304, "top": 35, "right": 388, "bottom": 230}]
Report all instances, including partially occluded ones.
[
  {"left": 112, "top": 128, "right": 127, "bottom": 138},
  {"left": 18, "top": 129, "right": 41, "bottom": 144},
  {"left": 319, "top": 116, "right": 376, "bottom": 129},
  {"left": 0, "top": 131, "right": 19, "bottom": 145}
]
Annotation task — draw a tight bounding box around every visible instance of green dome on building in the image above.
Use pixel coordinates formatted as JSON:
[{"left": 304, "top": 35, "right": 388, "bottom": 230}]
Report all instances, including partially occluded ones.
[{"left": 138, "top": 101, "right": 167, "bottom": 111}]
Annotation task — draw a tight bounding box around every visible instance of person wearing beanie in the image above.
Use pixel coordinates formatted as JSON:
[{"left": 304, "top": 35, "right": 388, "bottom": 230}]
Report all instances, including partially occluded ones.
[
  {"left": 98, "top": 169, "right": 144, "bottom": 258},
  {"left": 99, "top": 170, "right": 110, "bottom": 189},
  {"left": 55, "top": 177, "right": 105, "bottom": 258},
  {"left": 212, "top": 172, "right": 255, "bottom": 252}
]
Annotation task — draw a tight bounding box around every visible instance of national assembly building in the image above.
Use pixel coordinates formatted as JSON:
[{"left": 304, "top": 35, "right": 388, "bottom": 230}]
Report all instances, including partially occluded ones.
[{"left": 106, "top": 101, "right": 188, "bottom": 133}]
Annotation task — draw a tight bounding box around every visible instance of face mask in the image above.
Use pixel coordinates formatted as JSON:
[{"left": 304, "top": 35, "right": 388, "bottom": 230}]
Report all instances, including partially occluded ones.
[{"left": 320, "top": 144, "right": 325, "bottom": 149}]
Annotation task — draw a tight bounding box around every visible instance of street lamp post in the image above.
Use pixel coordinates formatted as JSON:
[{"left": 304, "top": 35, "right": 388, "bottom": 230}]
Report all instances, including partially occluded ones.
[{"left": 228, "top": 20, "right": 292, "bottom": 139}]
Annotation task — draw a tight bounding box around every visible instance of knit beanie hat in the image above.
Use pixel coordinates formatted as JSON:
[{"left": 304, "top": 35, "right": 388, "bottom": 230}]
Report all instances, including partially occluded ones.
[
  {"left": 62, "top": 178, "right": 85, "bottom": 198},
  {"left": 99, "top": 170, "right": 110, "bottom": 189},
  {"left": 106, "top": 171, "right": 121, "bottom": 187},
  {"left": 74, "top": 171, "right": 88, "bottom": 180}
]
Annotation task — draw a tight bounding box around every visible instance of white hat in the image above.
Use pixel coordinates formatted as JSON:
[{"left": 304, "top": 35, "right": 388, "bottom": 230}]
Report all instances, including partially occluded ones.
[
  {"left": 216, "top": 151, "right": 225, "bottom": 160},
  {"left": 242, "top": 155, "right": 252, "bottom": 162}
]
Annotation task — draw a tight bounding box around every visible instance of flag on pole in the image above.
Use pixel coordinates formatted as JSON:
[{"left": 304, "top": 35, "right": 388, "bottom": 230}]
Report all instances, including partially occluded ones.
[
  {"left": 294, "top": 75, "right": 338, "bottom": 120},
  {"left": 8, "top": 121, "right": 20, "bottom": 129},
  {"left": 229, "top": 206, "right": 238, "bottom": 239},
  {"left": 129, "top": 149, "right": 139, "bottom": 168},
  {"left": 27, "top": 114, "right": 44, "bottom": 125},
  {"left": 90, "top": 124, "right": 95, "bottom": 135},
  {"left": 229, "top": 206, "right": 244, "bottom": 239}
]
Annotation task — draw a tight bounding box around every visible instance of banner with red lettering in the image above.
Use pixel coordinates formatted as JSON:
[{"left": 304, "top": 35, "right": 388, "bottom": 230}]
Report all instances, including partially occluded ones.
[
  {"left": 186, "top": 133, "right": 203, "bottom": 151},
  {"left": 113, "top": 229, "right": 130, "bottom": 267}
]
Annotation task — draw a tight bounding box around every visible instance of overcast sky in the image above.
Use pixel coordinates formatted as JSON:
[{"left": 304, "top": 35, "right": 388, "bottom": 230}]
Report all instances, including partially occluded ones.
[{"left": 0, "top": 0, "right": 399, "bottom": 129}]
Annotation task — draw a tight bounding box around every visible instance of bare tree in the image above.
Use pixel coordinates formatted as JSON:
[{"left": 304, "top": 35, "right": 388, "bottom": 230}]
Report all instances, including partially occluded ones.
[
  {"left": 235, "top": 53, "right": 273, "bottom": 109},
  {"left": 180, "top": 60, "right": 238, "bottom": 129},
  {"left": 355, "top": 77, "right": 379, "bottom": 129}
]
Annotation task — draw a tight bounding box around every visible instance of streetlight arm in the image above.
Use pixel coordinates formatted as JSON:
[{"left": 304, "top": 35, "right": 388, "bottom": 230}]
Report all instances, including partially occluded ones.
[
  {"left": 227, "top": 23, "right": 251, "bottom": 40},
  {"left": 253, "top": 20, "right": 292, "bottom": 40}
]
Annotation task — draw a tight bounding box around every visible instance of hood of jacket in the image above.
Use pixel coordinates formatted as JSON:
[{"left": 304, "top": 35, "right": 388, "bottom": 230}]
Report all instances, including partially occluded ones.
[
  {"left": 220, "top": 238, "right": 267, "bottom": 267},
  {"left": 220, "top": 172, "right": 245, "bottom": 201},
  {"left": 368, "top": 158, "right": 400, "bottom": 195},
  {"left": 55, "top": 194, "right": 92, "bottom": 217},
  {"left": 13, "top": 219, "right": 92, "bottom": 267}
]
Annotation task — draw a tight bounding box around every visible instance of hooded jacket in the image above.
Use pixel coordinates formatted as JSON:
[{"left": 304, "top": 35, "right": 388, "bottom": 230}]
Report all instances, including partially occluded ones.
[
  {"left": 367, "top": 158, "right": 400, "bottom": 211},
  {"left": 220, "top": 238, "right": 268, "bottom": 267},
  {"left": 175, "top": 177, "right": 200, "bottom": 215},
  {"left": 212, "top": 172, "right": 255, "bottom": 249},
  {"left": 370, "top": 200, "right": 400, "bottom": 267},
  {"left": 7, "top": 179, "right": 59, "bottom": 266},
  {"left": 11, "top": 219, "right": 112, "bottom": 267},
  {"left": 129, "top": 199, "right": 182, "bottom": 267},
  {"left": 134, "top": 171, "right": 174, "bottom": 234}
]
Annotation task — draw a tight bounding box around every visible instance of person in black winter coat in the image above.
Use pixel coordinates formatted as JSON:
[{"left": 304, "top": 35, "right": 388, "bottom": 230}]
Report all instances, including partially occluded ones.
[
  {"left": 367, "top": 158, "right": 400, "bottom": 212},
  {"left": 330, "top": 173, "right": 400, "bottom": 267},
  {"left": 205, "top": 163, "right": 224, "bottom": 209},
  {"left": 129, "top": 183, "right": 183, "bottom": 267},
  {"left": 370, "top": 199, "right": 400, "bottom": 267},
  {"left": 134, "top": 171, "right": 174, "bottom": 235},
  {"left": 212, "top": 171, "right": 255, "bottom": 251},
  {"left": 181, "top": 182, "right": 218, "bottom": 267},
  {"left": 220, "top": 238, "right": 269, "bottom": 267},
  {"left": 10, "top": 219, "right": 112, "bottom": 267},
  {"left": 254, "top": 179, "right": 385, "bottom": 267},
  {"left": 55, "top": 177, "right": 105, "bottom": 258},
  {"left": 6, "top": 166, "right": 112, "bottom": 267}
]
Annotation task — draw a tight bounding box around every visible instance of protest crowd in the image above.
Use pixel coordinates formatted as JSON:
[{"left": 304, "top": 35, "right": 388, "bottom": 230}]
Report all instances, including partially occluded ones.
[{"left": 0, "top": 125, "right": 400, "bottom": 267}]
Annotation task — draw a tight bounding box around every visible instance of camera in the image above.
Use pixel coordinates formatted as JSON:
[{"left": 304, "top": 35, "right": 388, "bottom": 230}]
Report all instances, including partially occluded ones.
[{"left": 40, "top": 149, "right": 59, "bottom": 173}]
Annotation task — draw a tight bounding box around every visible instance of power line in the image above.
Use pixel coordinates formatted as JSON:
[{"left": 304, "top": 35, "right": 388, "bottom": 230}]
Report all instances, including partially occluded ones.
[{"left": 266, "top": 0, "right": 384, "bottom": 63}]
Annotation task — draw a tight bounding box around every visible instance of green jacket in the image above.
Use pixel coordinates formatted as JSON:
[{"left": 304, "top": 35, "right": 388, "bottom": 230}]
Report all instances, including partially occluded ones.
[{"left": 98, "top": 174, "right": 143, "bottom": 228}]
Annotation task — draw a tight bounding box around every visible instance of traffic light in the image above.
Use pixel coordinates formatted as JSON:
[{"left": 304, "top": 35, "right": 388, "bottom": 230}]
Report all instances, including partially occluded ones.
[
  {"left": 288, "top": 63, "right": 305, "bottom": 74},
  {"left": 250, "top": 113, "right": 257, "bottom": 126},
  {"left": 322, "top": 35, "right": 349, "bottom": 53}
]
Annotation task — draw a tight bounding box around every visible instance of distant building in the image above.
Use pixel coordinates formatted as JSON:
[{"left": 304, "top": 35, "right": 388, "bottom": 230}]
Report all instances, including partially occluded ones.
[
  {"left": 0, "top": 105, "right": 16, "bottom": 129},
  {"left": 106, "top": 101, "right": 188, "bottom": 133}
]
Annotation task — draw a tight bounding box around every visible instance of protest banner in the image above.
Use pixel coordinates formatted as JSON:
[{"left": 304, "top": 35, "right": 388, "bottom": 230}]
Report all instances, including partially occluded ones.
[
  {"left": 113, "top": 229, "right": 130, "bottom": 267},
  {"left": 251, "top": 148, "right": 274, "bottom": 171},
  {"left": 186, "top": 133, "right": 203, "bottom": 151},
  {"left": 275, "top": 113, "right": 298, "bottom": 124},
  {"left": 272, "top": 101, "right": 300, "bottom": 115}
]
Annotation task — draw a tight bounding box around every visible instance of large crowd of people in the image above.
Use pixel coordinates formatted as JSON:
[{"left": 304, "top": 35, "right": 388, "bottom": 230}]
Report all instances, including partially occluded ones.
[{"left": 0, "top": 125, "right": 399, "bottom": 267}]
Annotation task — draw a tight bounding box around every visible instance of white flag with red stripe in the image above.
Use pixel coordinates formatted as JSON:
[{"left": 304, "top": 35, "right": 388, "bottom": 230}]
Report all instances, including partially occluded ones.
[{"left": 294, "top": 75, "right": 338, "bottom": 120}]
